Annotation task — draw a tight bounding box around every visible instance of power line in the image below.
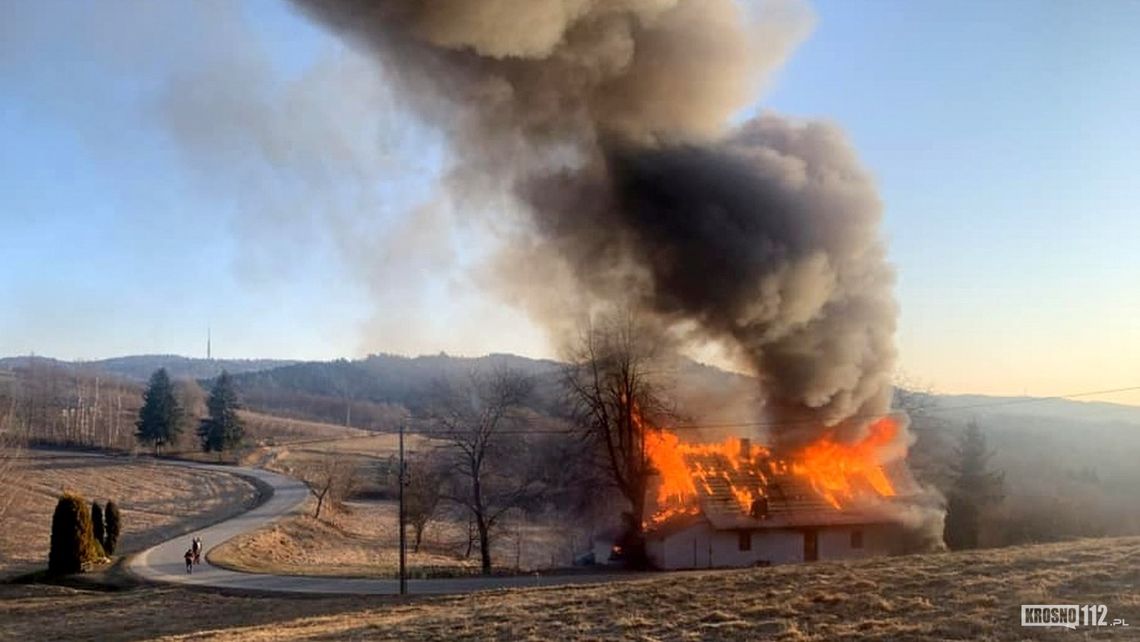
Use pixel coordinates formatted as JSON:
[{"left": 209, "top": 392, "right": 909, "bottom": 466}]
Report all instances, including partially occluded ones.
[
  {"left": 915, "top": 385, "right": 1140, "bottom": 414},
  {"left": 401, "top": 383, "right": 1140, "bottom": 437},
  {"left": 282, "top": 383, "right": 1140, "bottom": 442}
]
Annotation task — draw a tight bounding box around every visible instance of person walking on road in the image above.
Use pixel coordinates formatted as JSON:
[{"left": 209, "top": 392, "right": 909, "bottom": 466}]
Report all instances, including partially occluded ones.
[
  {"left": 192, "top": 536, "right": 203, "bottom": 565},
  {"left": 184, "top": 548, "right": 194, "bottom": 574}
]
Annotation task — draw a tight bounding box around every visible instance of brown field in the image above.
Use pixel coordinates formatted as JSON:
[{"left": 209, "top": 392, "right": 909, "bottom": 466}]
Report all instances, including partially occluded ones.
[
  {"left": 252, "top": 431, "right": 450, "bottom": 500},
  {"left": 237, "top": 411, "right": 372, "bottom": 446},
  {"left": 1, "top": 535, "right": 1136, "bottom": 641},
  {"left": 0, "top": 449, "right": 258, "bottom": 579},
  {"left": 211, "top": 499, "right": 583, "bottom": 578},
  {"left": 217, "top": 422, "right": 584, "bottom": 578}
]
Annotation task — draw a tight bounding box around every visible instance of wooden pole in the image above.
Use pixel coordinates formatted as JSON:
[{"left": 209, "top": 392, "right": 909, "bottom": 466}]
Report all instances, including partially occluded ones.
[{"left": 398, "top": 422, "right": 407, "bottom": 596}]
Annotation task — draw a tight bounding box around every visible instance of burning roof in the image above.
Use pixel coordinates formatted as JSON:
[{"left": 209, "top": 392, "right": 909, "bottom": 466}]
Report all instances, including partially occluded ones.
[{"left": 646, "top": 417, "right": 909, "bottom": 532}]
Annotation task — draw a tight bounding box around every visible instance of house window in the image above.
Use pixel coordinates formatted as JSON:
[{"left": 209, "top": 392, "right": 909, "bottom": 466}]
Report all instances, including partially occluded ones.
[
  {"left": 850, "top": 529, "right": 864, "bottom": 549},
  {"left": 738, "top": 530, "right": 751, "bottom": 551}
]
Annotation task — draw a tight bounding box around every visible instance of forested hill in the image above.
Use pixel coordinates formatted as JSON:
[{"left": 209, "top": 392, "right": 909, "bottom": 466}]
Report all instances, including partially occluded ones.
[
  {"left": 0, "top": 354, "right": 296, "bottom": 382},
  {"left": 226, "top": 353, "right": 566, "bottom": 428}
]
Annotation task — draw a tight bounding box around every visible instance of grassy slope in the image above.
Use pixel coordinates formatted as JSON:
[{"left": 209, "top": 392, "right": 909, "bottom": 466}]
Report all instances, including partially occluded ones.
[
  {"left": 1, "top": 536, "right": 1136, "bottom": 641},
  {"left": 210, "top": 499, "right": 574, "bottom": 578},
  {"left": 0, "top": 450, "right": 258, "bottom": 579}
]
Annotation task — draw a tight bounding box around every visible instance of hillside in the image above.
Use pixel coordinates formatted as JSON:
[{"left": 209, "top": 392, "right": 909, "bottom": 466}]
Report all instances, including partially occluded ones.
[
  {"left": 5, "top": 351, "right": 1139, "bottom": 547},
  {"left": 223, "top": 353, "right": 565, "bottom": 428},
  {"left": 6, "top": 351, "right": 1135, "bottom": 430},
  {"left": 0, "top": 355, "right": 297, "bottom": 382},
  {"left": 1, "top": 536, "right": 1136, "bottom": 640}
]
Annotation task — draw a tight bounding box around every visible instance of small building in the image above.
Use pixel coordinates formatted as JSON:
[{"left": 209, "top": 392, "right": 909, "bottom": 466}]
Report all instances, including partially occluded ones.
[{"left": 645, "top": 443, "right": 909, "bottom": 569}]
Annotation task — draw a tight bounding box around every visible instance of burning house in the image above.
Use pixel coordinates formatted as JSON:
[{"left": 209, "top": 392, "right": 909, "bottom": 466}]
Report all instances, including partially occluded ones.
[
  {"left": 643, "top": 418, "right": 913, "bottom": 569},
  {"left": 289, "top": 0, "right": 946, "bottom": 559}
]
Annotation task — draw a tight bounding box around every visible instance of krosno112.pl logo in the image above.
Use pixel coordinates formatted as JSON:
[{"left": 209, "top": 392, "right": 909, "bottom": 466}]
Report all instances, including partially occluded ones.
[{"left": 1021, "top": 605, "right": 1129, "bottom": 629}]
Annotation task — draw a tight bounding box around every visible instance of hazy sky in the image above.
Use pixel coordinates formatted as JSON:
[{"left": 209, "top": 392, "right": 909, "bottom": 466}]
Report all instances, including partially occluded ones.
[{"left": 1, "top": 1, "right": 1137, "bottom": 404}]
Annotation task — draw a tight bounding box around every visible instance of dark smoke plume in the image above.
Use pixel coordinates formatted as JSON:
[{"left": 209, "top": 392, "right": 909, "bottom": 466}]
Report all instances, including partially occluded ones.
[{"left": 293, "top": 0, "right": 898, "bottom": 450}]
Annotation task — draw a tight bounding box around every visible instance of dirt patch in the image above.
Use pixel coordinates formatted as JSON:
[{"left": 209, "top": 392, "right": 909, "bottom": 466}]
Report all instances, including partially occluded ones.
[
  {"left": 0, "top": 449, "right": 258, "bottom": 579},
  {"left": 0, "top": 536, "right": 1136, "bottom": 641}
]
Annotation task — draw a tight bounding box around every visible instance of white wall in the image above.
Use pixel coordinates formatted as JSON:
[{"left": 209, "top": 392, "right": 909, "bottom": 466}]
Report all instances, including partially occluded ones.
[
  {"left": 648, "top": 523, "right": 802, "bottom": 569},
  {"left": 648, "top": 522, "right": 898, "bottom": 570},
  {"left": 818, "top": 524, "right": 897, "bottom": 560}
]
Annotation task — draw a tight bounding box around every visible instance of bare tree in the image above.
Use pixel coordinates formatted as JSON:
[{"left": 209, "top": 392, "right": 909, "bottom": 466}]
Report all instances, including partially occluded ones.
[
  {"left": 562, "top": 314, "right": 672, "bottom": 567},
  {"left": 430, "top": 368, "right": 538, "bottom": 575},
  {"left": 893, "top": 376, "right": 954, "bottom": 489},
  {"left": 300, "top": 454, "right": 361, "bottom": 521},
  {"left": 0, "top": 408, "right": 24, "bottom": 524},
  {"left": 403, "top": 456, "right": 444, "bottom": 553}
]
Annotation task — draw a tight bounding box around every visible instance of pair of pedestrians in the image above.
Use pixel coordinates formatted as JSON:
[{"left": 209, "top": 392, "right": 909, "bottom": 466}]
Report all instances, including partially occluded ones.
[{"left": 183, "top": 536, "right": 203, "bottom": 574}]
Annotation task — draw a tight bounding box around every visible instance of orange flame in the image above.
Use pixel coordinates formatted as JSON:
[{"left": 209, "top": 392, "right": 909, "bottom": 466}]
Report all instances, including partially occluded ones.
[
  {"left": 790, "top": 417, "right": 899, "bottom": 509},
  {"left": 645, "top": 430, "right": 770, "bottom": 526},
  {"left": 644, "top": 414, "right": 900, "bottom": 526}
]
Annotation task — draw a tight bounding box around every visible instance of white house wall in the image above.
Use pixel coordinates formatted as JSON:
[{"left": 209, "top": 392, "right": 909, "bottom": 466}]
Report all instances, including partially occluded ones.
[
  {"left": 648, "top": 522, "right": 899, "bottom": 570},
  {"left": 648, "top": 523, "right": 803, "bottom": 569},
  {"left": 818, "top": 524, "right": 897, "bottom": 559}
]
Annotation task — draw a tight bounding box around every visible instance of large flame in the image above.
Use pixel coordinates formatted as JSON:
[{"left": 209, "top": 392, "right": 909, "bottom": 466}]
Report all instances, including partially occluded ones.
[
  {"left": 790, "top": 417, "right": 899, "bottom": 509},
  {"left": 644, "top": 415, "right": 900, "bottom": 526},
  {"left": 645, "top": 430, "right": 770, "bottom": 525}
]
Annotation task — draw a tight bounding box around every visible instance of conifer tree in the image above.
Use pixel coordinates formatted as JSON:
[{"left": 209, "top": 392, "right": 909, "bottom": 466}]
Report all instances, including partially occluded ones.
[
  {"left": 135, "top": 368, "right": 184, "bottom": 455},
  {"left": 91, "top": 501, "right": 105, "bottom": 547},
  {"left": 944, "top": 421, "right": 1005, "bottom": 550},
  {"left": 49, "top": 493, "right": 103, "bottom": 574},
  {"left": 103, "top": 501, "right": 122, "bottom": 554},
  {"left": 198, "top": 371, "right": 244, "bottom": 452}
]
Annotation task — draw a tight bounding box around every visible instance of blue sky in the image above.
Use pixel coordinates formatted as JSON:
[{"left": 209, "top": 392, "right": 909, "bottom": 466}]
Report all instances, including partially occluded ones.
[{"left": 1, "top": 0, "right": 1137, "bottom": 404}]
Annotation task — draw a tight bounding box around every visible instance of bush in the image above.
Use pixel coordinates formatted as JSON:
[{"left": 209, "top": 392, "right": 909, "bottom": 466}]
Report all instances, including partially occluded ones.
[
  {"left": 104, "top": 500, "right": 122, "bottom": 554},
  {"left": 91, "top": 501, "right": 105, "bottom": 547},
  {"left": 48, "top": 493, "right": 104, "bottom": 575}
]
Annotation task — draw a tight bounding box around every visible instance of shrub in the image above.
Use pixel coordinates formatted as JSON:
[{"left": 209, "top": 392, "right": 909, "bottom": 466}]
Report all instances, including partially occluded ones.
[
  {"left": 104, "top": 500, "right": 122, "bottom": 555},
  {"left": 48, "top": 493, "right": 104, "bottom": 575},
  {"left": 91, "top": 501, "right": 105, "bottom": 547}
]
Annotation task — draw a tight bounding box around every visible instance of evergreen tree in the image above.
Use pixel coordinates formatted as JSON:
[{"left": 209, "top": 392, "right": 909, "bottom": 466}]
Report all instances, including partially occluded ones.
[
  {"left": 91, "top": 501, "right": 105, "bottom": 547},
  {"left": 198, "top": 371, "right": 244, "bottom": 452},
  {"left": 103, "top": 501, "right": 122, "bottom": 554},
  {"left": 49, "top": 493, "right": 103, "bottom": 575},
  {"left": 944, "top": 421, "right": 1005, "bottom": 550},
  {"left": 135, "top": 368, "right": 183, "bottom": 455}
]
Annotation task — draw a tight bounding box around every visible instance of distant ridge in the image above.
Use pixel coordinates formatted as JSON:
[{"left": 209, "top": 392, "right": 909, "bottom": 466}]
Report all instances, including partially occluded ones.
[
  {"left": 0, "top": 354, "right": 298, "bottom": 382},
  {"left": 2, "top": 352, "right": 1137, "bottom": 427}
]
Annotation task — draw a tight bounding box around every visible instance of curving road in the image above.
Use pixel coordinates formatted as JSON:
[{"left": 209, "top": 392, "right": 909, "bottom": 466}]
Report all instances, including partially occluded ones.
[{"left": 127, "top": 461, "right": 634, "bottom": 595}]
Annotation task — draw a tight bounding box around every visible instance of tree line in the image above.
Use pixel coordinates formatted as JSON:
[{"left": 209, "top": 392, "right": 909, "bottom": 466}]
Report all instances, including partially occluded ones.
[
  {"left": 0, "top": 360, "right": 246, "bottom": 456},
  {"left": 134, "top": 368, "right": 245, "bottom": 455}
]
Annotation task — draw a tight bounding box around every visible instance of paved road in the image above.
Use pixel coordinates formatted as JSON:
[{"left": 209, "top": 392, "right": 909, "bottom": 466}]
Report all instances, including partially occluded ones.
[{"left": 127, "top": 461, "right": 634, "bottom": 595}]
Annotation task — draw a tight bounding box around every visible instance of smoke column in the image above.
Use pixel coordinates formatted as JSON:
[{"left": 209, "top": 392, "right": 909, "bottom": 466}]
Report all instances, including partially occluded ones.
[{"left": 293, "top": 0, "right": 899, "bottom": 451}]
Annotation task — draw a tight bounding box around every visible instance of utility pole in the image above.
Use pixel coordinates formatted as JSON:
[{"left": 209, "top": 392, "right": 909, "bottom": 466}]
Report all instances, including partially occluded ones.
[{"left": 398, "top": 422, "right": 407, "bottom": 596}]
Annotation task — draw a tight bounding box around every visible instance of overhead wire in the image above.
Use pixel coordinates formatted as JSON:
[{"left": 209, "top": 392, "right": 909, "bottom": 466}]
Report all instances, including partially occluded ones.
[{"left": 403, "top": 383, "right": 1140, "bottom": 438}]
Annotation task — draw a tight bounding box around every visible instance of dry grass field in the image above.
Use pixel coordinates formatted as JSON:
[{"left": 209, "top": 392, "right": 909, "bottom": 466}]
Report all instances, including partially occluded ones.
[
  {"left": 214, "top": 423, "right": 587, "bottom": 578},
  {"left": 238, "top": 412, "right": 372, "bottom": 446},
  {"left": 1, "top": 535, "right": 1136, "bottom": 641},
  {"left": 0, "top": 449, "right": 258, "bottom": 579},
  {"left": 211, "top": 499, "right": 581, "bottom": 578}
]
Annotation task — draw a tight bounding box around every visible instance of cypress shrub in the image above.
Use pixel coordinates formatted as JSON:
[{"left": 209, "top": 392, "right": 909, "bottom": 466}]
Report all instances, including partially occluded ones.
[
  {"left": 48, "top": 493, "right": 103, "bottom": 575},
  {"left": 104, "top": 500, "right": 122, "bottom": 554},
  {"left": 91, "top": 501, "right": 105, "bottom": 547}
]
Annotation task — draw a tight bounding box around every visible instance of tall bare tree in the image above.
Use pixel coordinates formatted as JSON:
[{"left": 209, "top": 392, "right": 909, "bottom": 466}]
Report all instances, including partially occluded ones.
[
  {"left": 395, "top": 455, "right": 444, "bottom": 553},
  {"left": 562, "top": 314, "right": 672, "bottom": 567},
  {"left": 430, "top": 368, "right": 537, "bottom": 575}
]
